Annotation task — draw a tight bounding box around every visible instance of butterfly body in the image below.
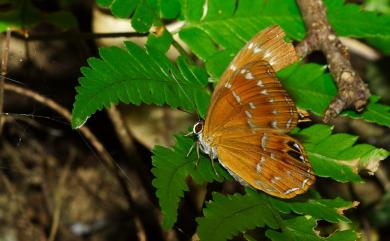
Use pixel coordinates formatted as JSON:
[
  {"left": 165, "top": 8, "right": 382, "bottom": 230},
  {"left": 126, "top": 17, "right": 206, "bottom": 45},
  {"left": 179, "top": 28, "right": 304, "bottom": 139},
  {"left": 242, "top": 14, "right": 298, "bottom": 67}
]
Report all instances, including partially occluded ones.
[{"left": 194, "top": 25, "right": 315, "bottom": 199}]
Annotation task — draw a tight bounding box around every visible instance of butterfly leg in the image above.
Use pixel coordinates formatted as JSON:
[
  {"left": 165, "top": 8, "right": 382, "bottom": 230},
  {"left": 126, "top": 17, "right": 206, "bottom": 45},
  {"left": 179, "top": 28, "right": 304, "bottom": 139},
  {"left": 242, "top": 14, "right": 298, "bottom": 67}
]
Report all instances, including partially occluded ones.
[
  {"left": 184, "top": 130, "right": 194, "bottom": 136},
  {"left": 209, "top": 155, "right": 219, "bottom": 176},
  {"left": 186, "top": 142, "right": 196, "bottom": 157}
]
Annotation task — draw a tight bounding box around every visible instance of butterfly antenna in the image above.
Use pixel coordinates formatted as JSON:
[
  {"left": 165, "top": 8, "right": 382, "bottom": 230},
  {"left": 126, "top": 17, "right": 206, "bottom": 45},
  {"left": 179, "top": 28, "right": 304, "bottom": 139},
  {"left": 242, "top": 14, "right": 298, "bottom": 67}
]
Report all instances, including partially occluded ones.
[{"left": 0, "top": 74, "right": 27, "bottom": 86}]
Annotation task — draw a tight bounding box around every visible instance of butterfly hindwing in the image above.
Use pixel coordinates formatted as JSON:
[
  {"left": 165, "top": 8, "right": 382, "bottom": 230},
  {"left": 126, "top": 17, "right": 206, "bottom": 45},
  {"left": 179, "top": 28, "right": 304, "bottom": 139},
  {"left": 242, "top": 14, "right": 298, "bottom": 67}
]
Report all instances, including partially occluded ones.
[{"left": 216, "top": 129, "right": 315, "bottom": 198}]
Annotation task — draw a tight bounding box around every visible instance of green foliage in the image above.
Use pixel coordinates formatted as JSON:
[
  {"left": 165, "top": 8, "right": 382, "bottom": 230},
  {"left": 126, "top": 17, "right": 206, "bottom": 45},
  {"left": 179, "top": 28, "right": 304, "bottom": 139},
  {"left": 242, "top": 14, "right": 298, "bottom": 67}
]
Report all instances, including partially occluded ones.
[
  {"left": 197, "top": 190, "right": 357, "bottom": 241},
  {"left": 326, "top": 0, "right": 390, "bottom": 39},
  {"left": 278, "top": 63, "right": 390, "bottom": 128},
  {"left": 152, "top": 135, "right": 228, "bottom": 228},
  {"left": 179, "top": 0, "right": 390, "bottom": 62},
  {"left": 68, "top": 0, "right": 390, "bottom": 240},
  {"left": 96, "top": 0, "right": 156, "bottom": 32},
  {"left": 151, "top": 124, "right": 388, "bottom": 231},
  {"left": 0, "top": 0, "right": 77, "bottom": 32},
  {"left": 96, "top": 0, "right": 180, "bottom": 32},
  {"left": 265, "top": 216, "right": 356, "bottom": 241},
  {"left": 146, "top": 28, "right": 173, "bottom": 53},
  {"left": 298, "top": 124, "right": 389, "bottom": 182},
  {"left": 71, "top": 42, "right": 210, "bottom": 128}
]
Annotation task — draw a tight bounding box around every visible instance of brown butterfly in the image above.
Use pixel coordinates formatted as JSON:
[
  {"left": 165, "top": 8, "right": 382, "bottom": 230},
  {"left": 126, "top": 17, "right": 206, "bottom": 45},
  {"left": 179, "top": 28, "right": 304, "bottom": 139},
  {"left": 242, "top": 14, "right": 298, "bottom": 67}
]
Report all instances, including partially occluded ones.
[{"left": 192, "top": 25, "right": 315, "bottom": 198}]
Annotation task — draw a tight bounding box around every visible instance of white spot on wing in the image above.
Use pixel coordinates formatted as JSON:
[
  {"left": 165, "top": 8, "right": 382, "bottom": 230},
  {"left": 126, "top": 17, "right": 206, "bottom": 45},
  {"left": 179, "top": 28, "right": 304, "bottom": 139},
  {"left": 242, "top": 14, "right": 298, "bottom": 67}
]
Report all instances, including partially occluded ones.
[
  {"left": 293, "top": 143, "right": 301, "bottom": 151},
  {"left": 225, "top": 82, "right": 232, "bottom": 89},
  {"left": 232, "top": 91, "right": 241, "bottom": 104},
  {"left": 261, "top": 89, "right": 268, "bottom": 95},
  {"left": 299, "top": 155, "right": 305, "bottom": 162},
  {"left": 264, "top": 50, "right": 271, "bottom": 58},
  {"left": 272, "top": 109, "right": 279, "bottom": 115},
  {"left": 270, "top": 153, "right": 276, "bottom": 160},
  {"left": 247, "top": 119, "right": 257, "bottom": 129},
  {"left": 269, "top": 98, "right": 275, "bottom": 103},
  {"left": 230, "top": 64, "right": 237, "bottom": 71},
  {"left": 290, "top": 108, "right": 294, "bottom": 116},
  {"left": 286, "top": 118, "right": 292, "bottom": 128},
  {"left": 302, "top": 178, "right": 310, "bottom": 188},
  {"left": 261, "top": 134, "right": 268, "bottom": 150},
  {"left": 256, "top": 157, "right": 265, "bottom": 173},
  {"left": 248, "top": 42, "right": 254, "bottom": 49},
  {"left": 271, "top": 120, "right": 278, "bottom": 129},
  {"left": 257, "top": 80, "right": 264, "bottom": 87},
  {"left": 254, "top": 47, "right": 261, "bottom": 53},
  {"left": 270, "top": 176, "right": 281, "bottom": 184},
  {"left": 249, "top": 102, "right": 256, "bottom": 109},
  {"left": 284, "top": 187, "right": 299, "bottom": 195},
  {"left": 240, "top": 69, "right": 246, "bottom": 74},
  {"left": 245, "top": 72, "right": 254, "bottom": 80},
  {"left": 245, "top": 110, "right": 252, "bottom": 118}
]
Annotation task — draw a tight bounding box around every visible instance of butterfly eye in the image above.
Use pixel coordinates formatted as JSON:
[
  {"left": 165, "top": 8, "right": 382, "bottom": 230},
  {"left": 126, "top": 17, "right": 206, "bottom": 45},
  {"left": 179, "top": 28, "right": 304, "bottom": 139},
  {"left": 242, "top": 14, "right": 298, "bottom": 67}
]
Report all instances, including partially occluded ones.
[{"left": 193, "top": 121, "right": 204, "bottom": 134}]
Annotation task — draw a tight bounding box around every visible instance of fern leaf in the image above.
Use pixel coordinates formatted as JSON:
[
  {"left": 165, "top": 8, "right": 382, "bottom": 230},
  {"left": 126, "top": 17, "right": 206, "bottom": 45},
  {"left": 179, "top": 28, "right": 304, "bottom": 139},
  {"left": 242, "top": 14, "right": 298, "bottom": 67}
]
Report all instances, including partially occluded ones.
[
  {"left": 299, "top": 124, "right": 389, "bottom": 182},
  {"left": 146, "top": 28, "right": 173, "bottom": 53},
  {"left": 269, "top": 197, "right": 354, "bottom": 223},
  {"left": 151, "top": 135, "right": 227, "bottom": 229},
  {"left": 180, "top": 0, "right": 390, "bottom": 62},
  {"left": 278, "top": 63, "right": 337, "bottom": 116},
  {"left": 342, "top": 96, "right": 390, "bottom": 128},
  {"left": 278, "top": 63, "right": 390, "bottom": 128},
  {"left": 96, "top": 0, "right": 158, "bottom": 32},
  {"left": 197, "top": 189, "right": 356, "bottom": 241},
  {"left": 265, "top": 216, "right": 357, "bottom": 241},
  {"left": 197, "top": 191, "right": 279, "bottom": 241},
  {"left": 180, "top": 0, "right": 305, "bottom": 61},
  {"left": 326, "top": 0, "right": 390, "bottom": 39},
  {"left": 71, "top": 43, "right": 210, "bottom": 128}
]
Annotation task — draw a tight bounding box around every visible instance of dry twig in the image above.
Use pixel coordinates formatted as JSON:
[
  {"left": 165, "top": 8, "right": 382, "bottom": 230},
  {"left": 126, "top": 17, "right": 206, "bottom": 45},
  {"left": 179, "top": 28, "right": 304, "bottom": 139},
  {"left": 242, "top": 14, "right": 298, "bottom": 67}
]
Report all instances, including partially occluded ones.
[
  {"left": 295, "top": 0, "right": 371, "bottom": 122},
  {"left": 0, "top": 29, "right": 12, "bottom": 133},
  {"left": 3, "top": 83, "right": 160, "bottom": 240}
]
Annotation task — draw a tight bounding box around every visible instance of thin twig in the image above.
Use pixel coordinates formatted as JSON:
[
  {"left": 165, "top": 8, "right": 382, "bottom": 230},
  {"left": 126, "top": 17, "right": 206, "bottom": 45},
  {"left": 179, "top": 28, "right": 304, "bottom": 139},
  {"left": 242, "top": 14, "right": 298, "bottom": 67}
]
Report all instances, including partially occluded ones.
[
  {"left": 106, "top": 106, "right": 136, "bottom": 154},
  {"left": 295, "top": 0, "right": 371, "bottom": 122},
  {"left": 12, "top": 31, "right": 148, "bottom": 42},
  {"left": 4, "top": 83, "right": 164, "bottom": 241},
  {"left": 0, "top": 29, "right": 12, "bottom": 133},
  {"left": 48, "top": 152, "right": 75, "bottom": 241}
]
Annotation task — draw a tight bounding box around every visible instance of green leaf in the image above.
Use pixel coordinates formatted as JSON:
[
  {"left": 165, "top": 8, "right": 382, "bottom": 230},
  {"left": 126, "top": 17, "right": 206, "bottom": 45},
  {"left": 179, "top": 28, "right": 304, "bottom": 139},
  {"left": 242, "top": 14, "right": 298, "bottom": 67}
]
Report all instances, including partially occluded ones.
[
  {"left": 278, "top": 63, "right": 390, "bottom": 128},
  {"left": 197, "top": 191, "right": 279, "bottom": 241},
  {"left": 44, "top": 11, "right": 78, "bottom": 29},
  {"left": 152, "top": 135, "right": 228, "bottom": 229},
  {"left": 71, "top": 43, "right": 210, "bottom": 128},
  {"left": 132, "top": 0, "right": 156, "bottom": 32},
  {"left": 298, "top": 124, "right": 389, "bottom": 182},
  {"left": 342, "top": 96, "right": 390, "bottom": 128},
  {"left": 111, "top": 0, "right": 139, "bottom": 18},
  {"left": 179, "top": 28, "right": 219, "bottom": 61},
  {"left": 326, "top": 0, "right": 390, "bottom": 39},
  {"left": 197, "top": 190, "right": 356, "bottom": 241},
  {"left": 160, "top": 0, "right": 180, "bottom": 19},
  {"left": 269, "top": 197, "right": 353, "bottom": 223},
  {"left": 146, "top": 28, "right": 173, "bottom": 53},
  {"left": 95, "top": 0, "right": 157, "bottom": 32},
  {"left": 180, "top": 0, "right": 305, "bottom": 61},
  {"left": 0, "top": 1, "right": 40, "bottom": 32},
  {"left": 265, "top": 216, "right": 357, "bottom": 241},
  {"left": 278, "top": 63, "right": 337, "bottom": 117}
]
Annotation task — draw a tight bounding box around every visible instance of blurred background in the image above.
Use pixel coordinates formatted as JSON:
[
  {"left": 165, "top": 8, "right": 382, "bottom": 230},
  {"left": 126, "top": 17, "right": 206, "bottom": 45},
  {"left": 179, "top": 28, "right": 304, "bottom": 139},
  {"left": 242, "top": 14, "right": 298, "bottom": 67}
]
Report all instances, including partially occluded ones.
[{"left": 0, "top": 0, "right": 389, "bottom": 240}]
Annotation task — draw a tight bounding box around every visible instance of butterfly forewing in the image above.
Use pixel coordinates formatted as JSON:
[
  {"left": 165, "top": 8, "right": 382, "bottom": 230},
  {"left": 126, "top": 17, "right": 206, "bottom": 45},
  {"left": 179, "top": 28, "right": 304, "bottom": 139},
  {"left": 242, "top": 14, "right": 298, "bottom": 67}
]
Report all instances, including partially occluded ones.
[{"left": 204, "top": 61, "right": 299, "bottom": 135}]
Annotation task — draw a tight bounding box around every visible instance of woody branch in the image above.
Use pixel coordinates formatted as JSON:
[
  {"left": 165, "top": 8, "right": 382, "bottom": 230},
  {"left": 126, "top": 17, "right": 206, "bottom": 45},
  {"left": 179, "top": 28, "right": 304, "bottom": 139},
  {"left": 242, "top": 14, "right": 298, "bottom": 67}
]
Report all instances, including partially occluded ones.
[{"left": 295, "top": 0, "right": 371, "bottom": 123}]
